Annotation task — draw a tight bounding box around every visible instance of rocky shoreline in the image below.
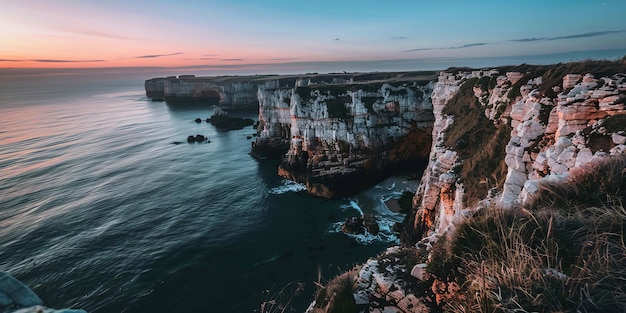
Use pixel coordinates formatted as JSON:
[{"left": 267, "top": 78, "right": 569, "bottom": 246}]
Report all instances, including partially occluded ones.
[{"left": 143, "top": 58, "right": 626, "bottom": 312}]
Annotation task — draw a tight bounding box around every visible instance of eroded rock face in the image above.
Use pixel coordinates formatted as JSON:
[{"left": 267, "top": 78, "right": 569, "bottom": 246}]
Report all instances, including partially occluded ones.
[
  {"left": 254, "top": 79, "right": 435, "bottom": 198},
  {"left": 405, "top": 65, "right": 626, "bottom": 241}
]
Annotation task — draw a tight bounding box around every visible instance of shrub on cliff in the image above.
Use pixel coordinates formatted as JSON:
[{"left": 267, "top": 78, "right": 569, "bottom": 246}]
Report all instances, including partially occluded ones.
[{"left": 428, "top": 155, "right": 626, "bottom": 312}]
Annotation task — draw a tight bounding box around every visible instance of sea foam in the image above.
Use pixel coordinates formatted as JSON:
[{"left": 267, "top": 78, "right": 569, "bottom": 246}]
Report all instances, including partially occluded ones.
[{"left": 268, "top": 179, "right": 307, "bottom": 194}]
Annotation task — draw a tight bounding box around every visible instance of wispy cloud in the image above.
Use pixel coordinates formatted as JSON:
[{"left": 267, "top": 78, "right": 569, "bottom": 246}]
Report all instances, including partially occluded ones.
[
  {"left": 511, "top": 30, "right": 624, "bottom": 42},
  {"left": 0, "top": 58, "right": 105, "bottom": 63},
  {"left": 333, "top": 38, "right": 340, "bottom": 41},
  {"left": 405, "top": 30, "right": 624, "bottom": 53},
  {"left": 220, "top": 58, "right": 243, "bottom": 61},
  {"left": 510, "top": 37, "right": 546, "bottom": 42},
  {"left": 402, "top": 48, "right": 436, "bottom": 52},
  {"left": 447, "top": 42, "right": 488, "bottom": 49},
  {"left": 32, "top": 59, "right": 106, "bottom": 63},
  {"left": 270, "top": 58, "right": 298, "bottom": 61},
  {"left": 134, "top": 52, "right": 183, "bottom": 59},
  {"left": 403, "top": 42, "right": 488, "bottom": 52},
  {"left": 184, "top": 57, "right": 217, "bottom": 61},
  {"left": 548, "top": 30, "right": 623, "bottom": 40},
  {"left": 392, "top": 36, "right": 408, "bottom": 40}
]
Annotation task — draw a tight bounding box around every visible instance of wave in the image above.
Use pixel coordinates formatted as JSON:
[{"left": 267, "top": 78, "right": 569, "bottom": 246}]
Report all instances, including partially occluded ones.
[
  {"left": 268, "top": 179, "right": 307, "bottom": 195},
  {"left": 328, "top": 218, "right": 400, "bottom": 245},
  {"left": 339, "top": 200, "right": 364, "bottom": 216}
]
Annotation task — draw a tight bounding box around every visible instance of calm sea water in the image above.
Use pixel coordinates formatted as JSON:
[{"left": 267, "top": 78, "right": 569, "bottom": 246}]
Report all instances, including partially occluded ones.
[{"left": 0, "top": 71, "right": 409, "bottom": 312}]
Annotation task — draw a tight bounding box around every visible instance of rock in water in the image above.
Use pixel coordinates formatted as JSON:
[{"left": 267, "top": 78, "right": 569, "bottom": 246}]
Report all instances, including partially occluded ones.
[
  {"left": 0, "top": 272, "right": 42, "bottom": 308},
  {"left": 207, "top": 106, "right": 254, "bottom": 130},
  {"left": 363, "top": 213, "right": 380, "bottom": 235},
  {"left": 0, "top": 272, "right": 87, "bottom": 312},
  {"left": 194, "top": 118, "right": 202, "bottom": 123},
  {"left": 341, "top": 214, "right": 380, "bottom": 236},
  {"left": 187, "top": 135, "right": 196, "bottom": 143},
  {"left": 195, "top": 134, "right": 206, "bottom": 142}
]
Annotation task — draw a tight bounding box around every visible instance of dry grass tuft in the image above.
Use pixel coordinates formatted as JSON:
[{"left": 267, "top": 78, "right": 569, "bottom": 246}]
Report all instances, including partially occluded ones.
[
  {"left": 308, "top": 269, "right": 359, "bottom": 313},
  {"left": 427, "top": 155, "right": 626, "bottom": 312},
  {"left": 528, "top": 155, "right": 626, "bottom": 209}
]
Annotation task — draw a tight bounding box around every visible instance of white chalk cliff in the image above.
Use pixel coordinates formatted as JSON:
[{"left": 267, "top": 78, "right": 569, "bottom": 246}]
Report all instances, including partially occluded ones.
[
  {"left": 253, "top": 77, "right": 435, "bottom": 197},
  {"left": 407, "top": 65, "right": 626, "bottom": 239}
]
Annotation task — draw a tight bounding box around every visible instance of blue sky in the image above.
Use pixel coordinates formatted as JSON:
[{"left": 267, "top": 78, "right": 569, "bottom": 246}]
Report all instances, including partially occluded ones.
[{"left": 1, "top": 0, "right": 625, "bottom": 69}]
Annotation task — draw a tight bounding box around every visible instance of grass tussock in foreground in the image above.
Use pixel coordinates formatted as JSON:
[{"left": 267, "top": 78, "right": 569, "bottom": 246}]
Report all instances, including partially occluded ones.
[
  {"left": 430, "top": 155, "right": 626, "bottom": 312},
  {"left": 307, "top": 269, "right": 359, "bottom": 313}
]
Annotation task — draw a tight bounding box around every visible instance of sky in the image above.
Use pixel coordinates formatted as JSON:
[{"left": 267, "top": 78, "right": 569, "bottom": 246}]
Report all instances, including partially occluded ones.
[{"left": 1, "top": 0, "right": 626, "bottom": 71}]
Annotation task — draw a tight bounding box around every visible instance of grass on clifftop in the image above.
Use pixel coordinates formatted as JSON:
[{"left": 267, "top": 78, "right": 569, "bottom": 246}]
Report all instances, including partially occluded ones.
[
  {"left": 427, "top": 155, "right": 626, "bottom": 312},
  {"left": 442, "top": 77, "right": 511, "bottom": 207}
]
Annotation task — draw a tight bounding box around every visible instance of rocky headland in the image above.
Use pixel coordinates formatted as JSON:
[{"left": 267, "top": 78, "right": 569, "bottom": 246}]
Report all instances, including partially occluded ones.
[
  {"left": 145, "top": 58, "right": 626, "bottom": 312},
  {"left": 306, "top": 58, "right": 626, "bottom": 313},
  {"left": 251, "top": 72, "right": 436, "bottom": 198}
]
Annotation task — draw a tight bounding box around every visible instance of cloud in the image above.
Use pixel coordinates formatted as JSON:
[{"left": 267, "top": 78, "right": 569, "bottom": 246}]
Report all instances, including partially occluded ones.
[
  {"left": 447, "top": 42, "right": 488, "bottom": 49},
  {"left": 32, "top": 59, "right": 106, "bottom": 63},
  {"left": 511, "top": 30, "right": 624, "bottom": 42},
  {"left": 548, "top": 30, "right": 624, "bottom": 40},
  {"left": 184, "top": 57, "right": 217, "bottom": 61},
  {"left": 134, "top": 52, "right": 183, "bottom": 59},
  {"left": 270, "top": 58, "right": 298, "bottom": 61},
  {"left": 220, "top": 58, "right": 243, "bottom": 61},
  {"left": 0, "top": 58, "right": 105, "bottom": 63},
  {"left": 392, "top": 36, "right": 408, "bottom": 40},
  {"left": 403, "top": 42, "right": 488, "bottom": 52},
  {"left": 510, "top": 37, "right": 547, "bottom": 42},
  {"left": 333, "top": 38, "right": 340, "bottom": 41},
  {"left": 402, "top": 48, "right": 436, "bottom": 52}
]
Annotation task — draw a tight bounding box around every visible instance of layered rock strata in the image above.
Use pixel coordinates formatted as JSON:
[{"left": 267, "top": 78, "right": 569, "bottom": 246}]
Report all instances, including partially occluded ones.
[
  {"left": 145, "top": 72, "right": 433, "bottom": 108},
  {"left": 405, "top": 63, "right": 626, "bottom": 240},
  {"left": 252, "top": 77, "right": 435, "bottom": 198},
  {"left": 340, "top": 60, "right": 626, "bottom": 313}
]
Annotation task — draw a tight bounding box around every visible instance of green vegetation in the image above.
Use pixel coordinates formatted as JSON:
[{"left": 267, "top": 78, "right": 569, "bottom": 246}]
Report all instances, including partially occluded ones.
[
  {"left": 425, "top": 155, "right": 626, "bottom": 312},
  {"left": 325, "top": 97, "right": 351, "bottom": 119},
  {"left": 442, "top": 77, "right": 511, "bottom": 206},
  {"left": 361, "top": 96, "right": 381, "bottom": 113},
  {"left": 296, "top": 86, "right": 312, "bottom": 100}
]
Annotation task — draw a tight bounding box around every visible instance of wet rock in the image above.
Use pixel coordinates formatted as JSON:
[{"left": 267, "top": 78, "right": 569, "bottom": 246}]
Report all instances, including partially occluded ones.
[
  {"left": 194, "top": 118, "right": 202, "bottom": 123},
  {"left": 187, "top": 135, "right": 196, "bottom": 143},
  {"left": 195, "top": 134, "right": 206, "bottom": 142},
  {"left": 341, "top": 214, "right": 379, "bottom": 236}
]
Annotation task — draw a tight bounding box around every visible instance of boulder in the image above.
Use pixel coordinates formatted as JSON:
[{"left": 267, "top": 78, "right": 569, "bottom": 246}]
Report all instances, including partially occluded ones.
[
  {"left": 341, "top": 214, "right": 380, "bottom": 236},
  {"left": 0, "top": 272, "right": 42, "bottom": 308},
  {"left": 194, "top": 118, "right": 202, "bottom": 123},
  {"left": 187, "top": 135, "right": 196, "bottom": 143}
]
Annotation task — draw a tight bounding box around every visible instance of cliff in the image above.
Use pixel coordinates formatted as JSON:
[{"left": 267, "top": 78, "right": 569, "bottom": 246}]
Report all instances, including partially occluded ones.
[
  {"left": 251, "top": 73, "right": 437, "bottom": 198},
  {"left": 401, "top": 60, "right": 626, "bottom": 242},
  {"left": 314, "top": 59, "right": 626, "bottom": 313},
  {"left": 145, "top": 75, "right": 279, "bottom": 107}
]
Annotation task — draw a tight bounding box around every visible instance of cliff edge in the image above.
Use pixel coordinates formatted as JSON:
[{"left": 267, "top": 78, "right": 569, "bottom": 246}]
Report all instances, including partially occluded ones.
[
  {"left": 306, "top": 58, "right": 626, "bottom": 313},
  {"left": 251, "top": 72, "right": 437, "bottom": 198}
]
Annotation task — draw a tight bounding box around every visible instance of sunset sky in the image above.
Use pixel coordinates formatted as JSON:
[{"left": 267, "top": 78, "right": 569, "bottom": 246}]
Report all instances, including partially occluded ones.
[{"left": 1, "top": 0, "right": 626, "bottom": 70}]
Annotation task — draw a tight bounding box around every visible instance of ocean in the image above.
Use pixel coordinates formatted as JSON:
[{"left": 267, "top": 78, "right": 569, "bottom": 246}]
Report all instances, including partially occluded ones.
[
  {"left": 2, "top": 49, "right": 624, "bottom": 312},
  {"left": 0, "top": 70, "right": 409, "bottom": 313}
]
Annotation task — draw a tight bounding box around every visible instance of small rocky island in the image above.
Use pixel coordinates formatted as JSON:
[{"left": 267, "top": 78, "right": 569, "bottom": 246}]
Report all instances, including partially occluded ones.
[{"left": 206, "top": 107, "right": 254, "bottom": 130}]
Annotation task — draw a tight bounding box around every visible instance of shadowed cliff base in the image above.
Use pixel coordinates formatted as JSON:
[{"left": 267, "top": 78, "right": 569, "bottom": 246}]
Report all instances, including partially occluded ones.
[
  {"left": 250, "top": 71, "right": 436, "bottom": 198},
  {"left": 278, "top": 124, "right": 432, "bottom": 198}
]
